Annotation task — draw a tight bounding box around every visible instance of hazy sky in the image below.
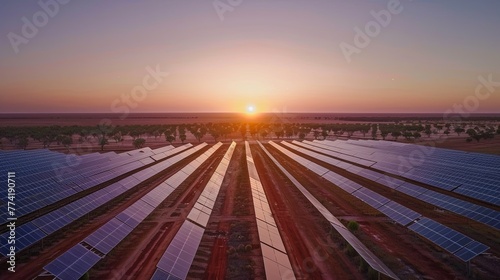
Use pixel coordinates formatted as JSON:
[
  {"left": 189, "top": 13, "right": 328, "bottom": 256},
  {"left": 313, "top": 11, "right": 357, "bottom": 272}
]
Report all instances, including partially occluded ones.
[{"left": 1, "top": 0, "right": 499, "bottom": 113}]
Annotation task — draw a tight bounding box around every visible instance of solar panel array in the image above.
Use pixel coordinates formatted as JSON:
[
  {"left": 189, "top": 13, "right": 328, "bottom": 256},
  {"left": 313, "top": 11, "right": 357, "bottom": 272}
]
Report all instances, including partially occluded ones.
[
  {"left": 262, "top": 141, "right": 399, "bottom": 279},
  {"left": 0, "top": 144, "right": 180, "bottom": 224},
  {"left": 316, "top": 140, "right": 500, "bottom": 205},
  {"left": 44, "top": 142, "right": 222, "bottom": 280},
  {"left": 408, "top": 218, "right": 489, "bottom": 262},
  {"left": 43, "top": 244, "right": 102, "bottom": 280},
  {"left": 295, "top": 141, "right": 500, "bottom": 230},
  {"left": 246, "top": 141, "right": 296, "bottom": 280},
  {"left": 152, "top": 142, "right": 236, "bottom": 280},
  {"left": 0, "top": 144, "right": 195, "bottom": 257},
  {"left": 153, "top": 220, "right": 204, "bottom": 280},
  {"left": 270, "top": 141, "right": 490, "bottom": 262}
]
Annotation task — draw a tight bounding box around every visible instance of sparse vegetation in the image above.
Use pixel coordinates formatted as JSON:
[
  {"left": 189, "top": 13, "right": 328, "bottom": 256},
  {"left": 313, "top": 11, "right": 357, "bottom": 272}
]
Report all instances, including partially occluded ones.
[{"left": 347, "top": 221, "right": 359, "bottom": 232}]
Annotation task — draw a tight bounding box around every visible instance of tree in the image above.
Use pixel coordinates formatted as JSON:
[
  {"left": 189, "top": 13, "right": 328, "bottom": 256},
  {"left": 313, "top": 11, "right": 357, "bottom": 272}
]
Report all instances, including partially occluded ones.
[
  {"left": 133, "top": 138, "right": 146, "bottom": 149},
  {"left": 166, "top": 135, "right": 175, "bottom": 144},
  {"left": 454, "top": 127, "right": 465, "bottom": 136},
  {"left": 274, "top": 130, "right": 284, "bottom": 139},
  {"left": 260, "top": 130, "right": 268, "bottom": 139},
  {"left": 113, "top": 132, "right": 123, "bottom": 143},
  {"left": 313, "top": 130, "right": 320, "bottom": 140},
  {"left": 98, "top": 135, "right": 108, "bottom": 151},
  {"left": 413, "top": 132, "right": 422, "bottom": 141},
  {"left": 240, "top": 124, "right": 247, "bottom": 139},
  {"left": 322, "top": 130, "right": 329, "bottom": 140},
  {"left": 16, "top": 137, "right": 29, "bottom": 150},
  {"left": 179, "top": 134, "right": 186, "bottom": 143},
  {"left": 299, "top": 132, "right": 306, "bottom": 140},
  {"left": 403, "top": 131, "right": 413, "bottom": 141},
  {"left": 360, "top": 127, "right": 370, "bottom": 138},
  {"left": 424, "top": 129, "right": 432, "bottom": 138},
  {"left": 391, "top": 131, "right": 401, "bottom": 140},
  {"left": 61, "top": 135, "right": 73, "bottom": 150},
  {"left": 472, "top": 134, "right": 483, "bottom": 142},
  {"left": 380, "top": 130, "right": 389, "bottom": 140},
  {"left": 193, "top": 131, "right": 203, "bottom": 142},
  {"left": 164, "top": 130, "right": 176, "bottom": 143},
  {"left": 466, "top": 128, "right": 477, "bottom": 137},
  {"left": 208, "top": 128, "right": 220, "bottom": 142},
  {"left": 444, "top": 129, "right": 450, "bottom": 136}
]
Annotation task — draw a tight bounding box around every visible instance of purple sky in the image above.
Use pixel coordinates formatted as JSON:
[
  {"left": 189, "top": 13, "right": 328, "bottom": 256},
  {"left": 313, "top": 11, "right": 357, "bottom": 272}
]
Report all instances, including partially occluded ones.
[{"left": 1, "top": 0, "right": 499, "bottom": 113}]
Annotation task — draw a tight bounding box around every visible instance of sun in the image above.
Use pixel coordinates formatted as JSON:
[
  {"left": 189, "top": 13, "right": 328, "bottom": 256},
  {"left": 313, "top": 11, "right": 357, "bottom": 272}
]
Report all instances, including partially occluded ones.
[{"left": 246, "top": 105, "right": 256, "bottom": 114}]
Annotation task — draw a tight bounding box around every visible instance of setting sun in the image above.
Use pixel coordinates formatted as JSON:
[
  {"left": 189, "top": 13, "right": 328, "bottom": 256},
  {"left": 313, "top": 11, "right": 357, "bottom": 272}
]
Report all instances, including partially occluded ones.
[{"left": 246, "top": 105, "right": 255, "bottom": 114}]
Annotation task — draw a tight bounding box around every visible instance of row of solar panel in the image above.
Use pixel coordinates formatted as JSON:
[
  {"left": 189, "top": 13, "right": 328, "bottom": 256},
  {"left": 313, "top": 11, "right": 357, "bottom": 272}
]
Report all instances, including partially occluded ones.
[
  {"left": 295, "top": 141, "right": 500, "bottom": 230},
  {"left": 374, "top": 177, "right": 500, "bottom": 230},
  {"left": 152, "top": 142, "right": 236, "bottom": 280},
  {"left": 0, "top": 145, "right": 184, "bottom": 224},
  {"left": 0, "top": 144, "right": 199, "bottom": 257},
  {"left": 322, "top": 140, "right": 500, "bottom": 175},
  {"left": 319, "top": 140, "right": 500, "bottom": 205},
  {"left": 277, "top": 141, "right": 422, "bottom": 228},
  {"left": 272, "top": 141, "right": 490, "bottom": 263},
  {"left": 342, "top": 139, "right": 500, "bottom": 171},
  {"left": 264, "top": 141, "right": 399, "bottom": 280},
  {"left": 408, "top": 218, "right": 489, "bottom": 262},
  {"left": 44, "top": 143, "right": 221, "bottom": 280},
  {"left": 245, "top": 141, "right": 296, "bottom": 280}
]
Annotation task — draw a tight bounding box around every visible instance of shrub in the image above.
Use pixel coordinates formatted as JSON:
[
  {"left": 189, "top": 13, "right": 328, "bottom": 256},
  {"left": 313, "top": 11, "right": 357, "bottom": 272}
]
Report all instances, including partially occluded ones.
[{"left": 347, "top": 221, "right": 359, "bottom": 232}]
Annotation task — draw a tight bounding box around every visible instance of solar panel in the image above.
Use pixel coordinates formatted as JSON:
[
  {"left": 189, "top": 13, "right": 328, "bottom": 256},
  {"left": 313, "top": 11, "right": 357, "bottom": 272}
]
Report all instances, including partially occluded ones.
[
  {"left": 40, "top": 143, "right": 221, "bottom": 277},
  {"left": 116, "top": 199, "right": 155, "bottom": 228},
  {"left": 84, "top": 218, "right": 133, "bottom": 254},
  {"left": 395, "top": 182, "right": 428, "bottom": 197},
  {"left": 256, "top": 219, "right": 287, "bottom": 253},
  {"left": 408, "top": 218, "right": 488, "bottom": 258},
  {"left": 156, "top": 221, "right": 204, "bottom": 280},
  {"left": 454, "top": 240, "right": 490, "bottom": 262},
  {"left": 352, "top": 187, "right": 390, "bottom": 209},
  {"left": 322, "top": 171, "right": 349, "bottom": 186},
  {"left": 377, "top": 201, "right": 421, "bottom": 226},
  {"left": 246, "top": 142, "right": 297, "bottom": 279},
  {"left": 0, "top": 222, "right": 47, "bottom": 255},
  {"left": 261, "top": 243, "right": 295, "bottom": 280},
  {"left": 263, "top": 142, "right": 403, "bottom": 278},
  {"left": 333, "top": 223, "right": 399, "bottom": 279},
  {"left": 151, "top": 268, "right": 182, "bottom": 280},
  {"left": 187, "top": 207, "right": 210, "bottom": 227},
  {"left": 44, "top": 244, "right": 101, "bottom": 280},
  {"left": 336, "top": 180, "right": 363, "bottom": 194},
  {"left": 375, "top": 175, "right": 404, "bottom": 189}
]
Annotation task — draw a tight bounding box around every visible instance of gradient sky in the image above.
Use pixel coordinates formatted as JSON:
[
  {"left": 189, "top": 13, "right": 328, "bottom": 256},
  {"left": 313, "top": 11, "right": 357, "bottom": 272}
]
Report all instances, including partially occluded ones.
[{"left": 1, "top": 0, "right": 499, "bottom": 113}]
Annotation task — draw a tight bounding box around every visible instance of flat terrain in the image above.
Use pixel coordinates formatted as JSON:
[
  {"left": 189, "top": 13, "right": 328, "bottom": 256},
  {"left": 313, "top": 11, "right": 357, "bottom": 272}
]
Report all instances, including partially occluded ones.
[
  {"left": 1, "top": 140, "right": 499, "bottom": 280},
  {"left": 1, "top": 113, "right": 500, "bottom": 279}
]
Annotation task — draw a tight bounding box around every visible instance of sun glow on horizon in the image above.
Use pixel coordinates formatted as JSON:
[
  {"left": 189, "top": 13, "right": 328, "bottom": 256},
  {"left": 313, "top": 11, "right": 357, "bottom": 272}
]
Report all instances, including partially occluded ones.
[{"left": 246, "top": 105, "right": 256, "bottom": 115}]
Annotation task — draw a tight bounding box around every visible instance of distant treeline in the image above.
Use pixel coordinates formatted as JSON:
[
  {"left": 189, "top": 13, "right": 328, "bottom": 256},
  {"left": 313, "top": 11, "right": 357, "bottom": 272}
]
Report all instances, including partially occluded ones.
[
  {"left": 1, "top": 121, "right": 499, "bottom": 151},
  {"left": 337, "top": 116, "right": 500, "bottom": 122}
]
